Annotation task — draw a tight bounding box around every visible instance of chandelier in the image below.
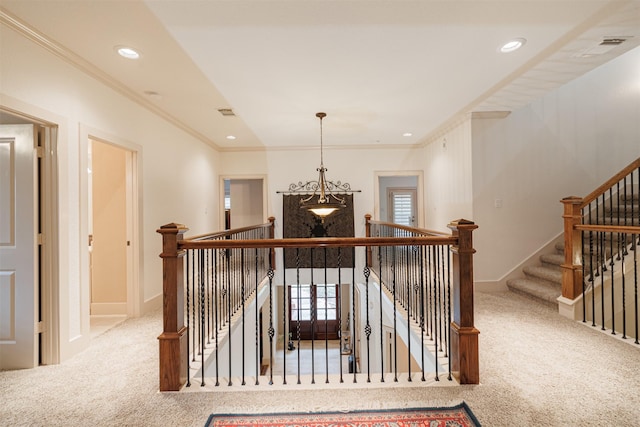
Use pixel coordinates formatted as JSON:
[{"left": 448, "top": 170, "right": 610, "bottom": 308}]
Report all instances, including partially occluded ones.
[{"left": 299, "top": 112, "right": 347, "bottom": 221}]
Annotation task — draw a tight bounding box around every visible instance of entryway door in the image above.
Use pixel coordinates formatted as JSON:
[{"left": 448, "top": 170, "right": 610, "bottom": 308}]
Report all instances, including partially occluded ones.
[{"left": 0, "top": 125, "right": 38, "bottom": 369}]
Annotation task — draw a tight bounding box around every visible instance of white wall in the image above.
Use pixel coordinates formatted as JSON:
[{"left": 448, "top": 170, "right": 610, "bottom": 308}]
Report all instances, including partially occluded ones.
[
  {"left": 422, "top": 119, "right": 474, "bottom": 233},
  {"left": 470, "top": 46, "right": 640, "bottom": 285},
  {"left": 1, "top": 25, "right": 220, "bottom": 360}
]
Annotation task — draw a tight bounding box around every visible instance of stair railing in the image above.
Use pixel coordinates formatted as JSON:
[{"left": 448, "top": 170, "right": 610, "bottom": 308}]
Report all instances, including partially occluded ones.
[
  {"left": 157, "top": 215, "right": 478, "bottom": 391},
  {"left": 561, "top": 157, "right": 640, "bottom": 340}
]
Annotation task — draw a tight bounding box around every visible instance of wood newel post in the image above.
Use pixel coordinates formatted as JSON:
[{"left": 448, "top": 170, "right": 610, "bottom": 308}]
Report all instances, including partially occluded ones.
[
  {"left": 448, "top": 219, "right": 479, "bottom": 384},
  {"left": 268, "top": 216, "right": 276, "bottom": 268},
  {"left": 365, "top": 214, "right": 372, "bottom": 267},
  {"left": 560, "top": 197, "right": 584, "bottom": 300},
  {"left": 157, "top": 223, "right": 189, "bottom": 392}
]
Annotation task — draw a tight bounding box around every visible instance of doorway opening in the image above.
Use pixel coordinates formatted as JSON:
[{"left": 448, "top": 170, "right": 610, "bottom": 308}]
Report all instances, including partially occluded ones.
[
  {"left": 376, "top": 173, "right": 422, "bottom": 227},
  {"left": 221, "top": 177, "right": 266, "bottom": 229},
  {"left": 88, "top": 138, "right": 137, "bottom": 336}
]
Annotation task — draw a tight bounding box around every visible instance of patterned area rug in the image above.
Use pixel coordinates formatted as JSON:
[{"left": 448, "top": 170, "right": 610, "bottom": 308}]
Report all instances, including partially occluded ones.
[{"left": 204, "top": 403, "right": 481, "bottom": 426}]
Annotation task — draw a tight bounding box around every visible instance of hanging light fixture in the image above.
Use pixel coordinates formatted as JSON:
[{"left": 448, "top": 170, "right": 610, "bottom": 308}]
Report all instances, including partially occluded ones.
[{"left": 300, "top": 112, "right": 346, "bottom": 221}]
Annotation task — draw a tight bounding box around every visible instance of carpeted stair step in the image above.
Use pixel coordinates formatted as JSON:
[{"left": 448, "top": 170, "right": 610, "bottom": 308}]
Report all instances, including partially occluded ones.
[
  {"left": 522, "top": 265, "right": 562, "bottom": 285},
  {"left": 506, "top": 278, "right": 561, "bottom": 307},
  {"left": 539, "top": 253, "right": 564, "bottom": 271}
]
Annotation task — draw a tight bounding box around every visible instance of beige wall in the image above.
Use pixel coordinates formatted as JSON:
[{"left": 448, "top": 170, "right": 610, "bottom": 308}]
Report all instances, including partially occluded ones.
[{"left": 91, "top": 140, "right": 127, "bottom": 307}]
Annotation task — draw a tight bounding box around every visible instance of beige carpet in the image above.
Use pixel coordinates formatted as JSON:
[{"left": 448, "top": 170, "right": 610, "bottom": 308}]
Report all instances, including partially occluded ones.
[{"left": 2, "top": 290, "right": 640, "bottom": 426}]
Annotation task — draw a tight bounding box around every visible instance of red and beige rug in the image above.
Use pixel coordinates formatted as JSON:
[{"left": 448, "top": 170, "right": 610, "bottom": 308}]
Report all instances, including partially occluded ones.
[{"left": 204, "top": 403, "right": 481, "bottom": 427}]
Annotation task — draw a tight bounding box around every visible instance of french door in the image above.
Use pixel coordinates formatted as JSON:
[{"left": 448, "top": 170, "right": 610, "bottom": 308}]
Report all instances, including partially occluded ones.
[{"left": 289, "top": 284, "right": 340, "bottom": 340}]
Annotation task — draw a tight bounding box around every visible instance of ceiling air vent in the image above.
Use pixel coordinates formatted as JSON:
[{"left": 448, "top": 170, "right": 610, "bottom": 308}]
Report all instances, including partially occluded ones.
[
  {"left": 217, "top": 108, "right": 235, "bottom": 117},
  {"left": 575, "top": 37, "right": 629, "bottom": 57},
  {"left": 600, "top": 38, "right": 626, "bottom": 46}
]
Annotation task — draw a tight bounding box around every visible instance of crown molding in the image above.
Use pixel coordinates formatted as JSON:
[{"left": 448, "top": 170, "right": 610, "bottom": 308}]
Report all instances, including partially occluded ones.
[{"left": 0, "top": 8, "right": 220, "bottom": 150}]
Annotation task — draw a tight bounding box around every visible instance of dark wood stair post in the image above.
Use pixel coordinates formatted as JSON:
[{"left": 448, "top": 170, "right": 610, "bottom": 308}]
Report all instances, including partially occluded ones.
[
  {"left": 157, "top": 223, "right": 189, "bottom": 391},
  {"left": 448, "top": 219, "right": 480, "bottom": 384},
  {"left": 560, "top": 196, "right": 584, "bottom": 300}
]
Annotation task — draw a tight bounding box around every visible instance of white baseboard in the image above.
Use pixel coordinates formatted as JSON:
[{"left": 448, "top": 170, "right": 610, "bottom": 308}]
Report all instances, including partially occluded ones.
[
  {"left": 143, "top": 293, "right": 162, "bottom": 314},
  {"left": 90, "top": 302, "right": 127, "bottom": 316}
]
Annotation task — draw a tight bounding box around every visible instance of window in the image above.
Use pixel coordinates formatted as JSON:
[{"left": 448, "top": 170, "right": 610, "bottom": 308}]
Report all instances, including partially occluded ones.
[{"left": 388, "top": 188, "right": 417, "bottom": 226}]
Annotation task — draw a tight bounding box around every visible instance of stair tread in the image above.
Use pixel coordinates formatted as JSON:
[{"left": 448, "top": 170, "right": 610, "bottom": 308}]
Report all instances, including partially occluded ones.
[
  {"left": 506, "top": 278, "right": 561, "bottom": 305},
  {"left": 522, "top": 265, "right": 562, "bottom": 284},
  {"left": 539, "top": 253, "right": 564, "bottom": 267}
]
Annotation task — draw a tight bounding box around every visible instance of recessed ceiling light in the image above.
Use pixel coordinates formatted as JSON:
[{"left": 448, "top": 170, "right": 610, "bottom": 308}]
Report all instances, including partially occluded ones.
[
  {"left": 115, "top": 46, "right": 140, "bottom": 59},
  {"left": 500, "top": 38, "right": 526, "bottom": 53},
  {"left": 226, "top": 135, "right": 237, "bottom": 140},
  {"left": 402, "top": 132, "right": 412, "bottom": 137}
]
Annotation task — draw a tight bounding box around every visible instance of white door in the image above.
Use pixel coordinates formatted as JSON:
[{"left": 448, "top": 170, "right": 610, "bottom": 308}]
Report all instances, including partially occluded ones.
[
  {"left": 0, "top": 124, "right": 38, "bottom": 369},
  {"left": 388, "top": 188, "right": 417, "bottom": 226}
]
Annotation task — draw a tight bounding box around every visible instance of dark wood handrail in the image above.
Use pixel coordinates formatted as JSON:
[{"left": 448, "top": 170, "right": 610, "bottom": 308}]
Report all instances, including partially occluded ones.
[
  {"left": 181, "top": 235, "right": 456, "bottom": 250},
  {"left": 580, "top": 157, "right": 640, "bottom": 209}
]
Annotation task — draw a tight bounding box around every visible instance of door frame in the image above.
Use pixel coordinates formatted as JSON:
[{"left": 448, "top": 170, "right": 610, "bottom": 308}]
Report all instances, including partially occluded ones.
[
  {"left": 374, "top": 171, "right": 424, "bottom": 227},
  {"left": 80, "top": 125, "right": 142, "bottom": 323},
  {"left": 0, "top": 106, "right": 60, "bottom": 365}
]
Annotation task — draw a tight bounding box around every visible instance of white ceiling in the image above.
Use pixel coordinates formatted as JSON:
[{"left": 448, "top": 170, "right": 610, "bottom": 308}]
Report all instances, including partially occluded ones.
[{"left": 1, "top": 1, "right": 639, "bottom": 150}]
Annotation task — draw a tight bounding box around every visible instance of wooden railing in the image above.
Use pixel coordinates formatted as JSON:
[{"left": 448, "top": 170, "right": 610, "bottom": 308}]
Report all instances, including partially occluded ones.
[
  {"left": 157, "top": 215, "right": 478, "bottom": 391},
  {"left": 561, "top": 157, "right": 640, "bottom": 300}
]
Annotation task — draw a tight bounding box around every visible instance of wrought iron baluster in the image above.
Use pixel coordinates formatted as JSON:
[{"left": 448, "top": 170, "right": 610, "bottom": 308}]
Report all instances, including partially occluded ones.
[
  {"left": 633, "top": 235, "right": 639, "bottom": 345},
  {"left": 377, "top": 245, "right": 383, "bottom": 382},
  {"left": 446, "top": 245, "right": 452, "bottom": 381},
  {"left": 433, "top": 244, "right": 440, "bottom": 381},
  {"left": 364, "top": 259, "right": 372, "bottom": 383},
  {"left": 226, "top": 248, "right": 232, "bottom": 386},
  {"left": 337, "top": 247, "right": 343, "bottom": 384},
  {"left": 392, "top": 246, "right": 398, "bottom": 383},
  {"left": 254, "top": 247, "right": 260, "bottom": 385},
  {"left": 282, "top": 248, "right": 288, "bottom": 385},
  {"left": 323, "top": 248, "right": 329, "bottom": 384},
  {"left": 267, "top": 257, "right": 275, "bottom": 385},
  {"left": 600, "top": 231, "right": 606, "bottom": 331},
  {"left": 351, "top": 247, "right": 357, "bottom": 383},
  {"left": 185, "top": 249, "right": 192, "bottom": 387},
  {"left": 206, "top": 249, "right": 211, "bottom": 345},
  {"left": 622, "top": 240, "right": 627, "bottom": 339},
  {"left": 296, "top": 248, "right": 301, "bottom": 385},
  {"left": 419, "top": 245, "right": 426, "bottom": 382},
  {"left": 199, "top": 250, "right": 206, "bottom": 386},
  {"left": 214, "top": 249, "right": 219, "bottom": 386}
]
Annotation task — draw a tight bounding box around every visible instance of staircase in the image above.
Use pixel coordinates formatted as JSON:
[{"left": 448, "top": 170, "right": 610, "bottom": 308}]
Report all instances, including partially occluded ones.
[
  {"left": 506, "top": 242, "right": 564, "bottom": 307},
  {"left": 507, "top": 193, "right": 639, "bottom": 308}
]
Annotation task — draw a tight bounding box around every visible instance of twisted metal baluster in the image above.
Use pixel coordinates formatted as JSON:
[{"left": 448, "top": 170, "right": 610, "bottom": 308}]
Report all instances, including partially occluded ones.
[
  {"left": 185, "top": 250, "right": 191, "bottom": 387},
  {"left": 351, "top": 247, "right": 357, "bottom": 383},
  {"left": 363, "top": 261, "right": 372, "bottom": 383}
]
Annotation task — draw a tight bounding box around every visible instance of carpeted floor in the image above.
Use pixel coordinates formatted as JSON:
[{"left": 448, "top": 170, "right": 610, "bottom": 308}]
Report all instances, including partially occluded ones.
[{"left": 1, "top": 290, "right": 640, "bottom": 427}]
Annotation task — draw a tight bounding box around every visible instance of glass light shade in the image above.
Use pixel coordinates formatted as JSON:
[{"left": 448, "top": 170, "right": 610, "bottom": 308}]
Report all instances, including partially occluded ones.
[{"left": 308, "top": 206, "right": 339, "bottom": 218}]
